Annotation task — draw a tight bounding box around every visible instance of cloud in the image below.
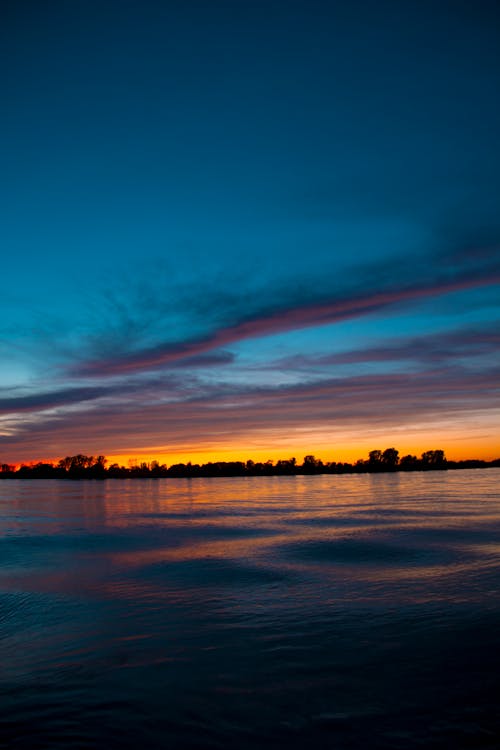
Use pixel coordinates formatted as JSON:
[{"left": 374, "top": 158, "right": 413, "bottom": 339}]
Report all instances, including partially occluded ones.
[
  {"left": 69, "top": 264, "right": 500, "bottom": 378},
  {"left": 0, "top": 372, "right": 205, "bottom": 416},
  {"left": 2, "top": 360, "right": 499, "bottom": 461},
  {"left": 2, "top": 244, "right": 499, "bottom": 462},
  {"left": 0, "top": 386, "right": 110, "bottom": 414},
  {"left": 158, "top": 350, "right": 236, "bottom": 369},
  {"left": 272, "top": 325, "right": 500, "bottom": 369}
]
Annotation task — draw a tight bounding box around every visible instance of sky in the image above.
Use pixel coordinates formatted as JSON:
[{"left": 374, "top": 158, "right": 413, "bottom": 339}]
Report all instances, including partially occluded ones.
[{"left": 1, "top": 0, "right": 500, "bottom": 465}]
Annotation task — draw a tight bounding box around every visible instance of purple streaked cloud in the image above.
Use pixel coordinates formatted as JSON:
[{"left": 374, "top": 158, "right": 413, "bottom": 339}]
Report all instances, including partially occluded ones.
[
  {"left": 2, "top": 359, "right": 499, "bottom": 461},
  {"left": 69, "top": 270, "right": 500, "bottom": 378}
]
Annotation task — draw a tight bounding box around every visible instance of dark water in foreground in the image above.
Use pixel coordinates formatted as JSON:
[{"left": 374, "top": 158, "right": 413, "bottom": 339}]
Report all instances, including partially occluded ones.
[{"left": 1, "top": 470, "right": 499, "bottom": 749}]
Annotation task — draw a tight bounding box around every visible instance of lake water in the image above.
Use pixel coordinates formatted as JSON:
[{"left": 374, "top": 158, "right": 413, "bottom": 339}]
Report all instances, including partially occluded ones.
[{"left": 1, "top": 470, "right": 499, "bottom": 749}]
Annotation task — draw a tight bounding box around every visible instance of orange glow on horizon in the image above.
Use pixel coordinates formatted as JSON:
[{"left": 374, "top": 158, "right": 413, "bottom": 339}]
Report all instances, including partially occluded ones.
[
  {"left": 105, "top": 437, "right": 500, "bottom": 468},
  {"left": 9, "top": 430, "right": 500, "bottom": 469}
]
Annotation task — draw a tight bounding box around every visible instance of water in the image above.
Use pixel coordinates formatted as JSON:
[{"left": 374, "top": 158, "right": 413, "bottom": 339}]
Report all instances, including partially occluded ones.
[{"left": 1, "top": 470, "right": 499, "bottom": 749}]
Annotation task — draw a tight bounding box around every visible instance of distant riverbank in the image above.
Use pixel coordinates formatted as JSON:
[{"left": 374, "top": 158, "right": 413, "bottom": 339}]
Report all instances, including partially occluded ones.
[{"left": 1, "top": 449, "right": 499, "bottom": 479}]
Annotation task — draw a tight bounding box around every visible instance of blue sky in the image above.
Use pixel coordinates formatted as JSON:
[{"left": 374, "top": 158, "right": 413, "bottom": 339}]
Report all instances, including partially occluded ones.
[{"left": 1, "top": 0, "right": 499, "bottom": 463}]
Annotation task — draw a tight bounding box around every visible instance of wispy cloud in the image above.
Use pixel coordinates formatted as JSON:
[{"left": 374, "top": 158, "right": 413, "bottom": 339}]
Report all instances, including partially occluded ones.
[
  {"left": 1, "top": 244, "right": 499, "bottom": 462},
  {"left": 69, "top": 266, "right": 500, "bottom": 378},
  {"left": 2, "top": 360, "right": 499, "bottom": 461},
  {"left": 272, "top": 326, "right": 500, "bottom": 369}
]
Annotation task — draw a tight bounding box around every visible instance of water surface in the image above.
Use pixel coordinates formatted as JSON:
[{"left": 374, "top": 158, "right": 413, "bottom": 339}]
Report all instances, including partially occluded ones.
[{"left": 1, "top": 470, "right": 499, "bottom": 748}]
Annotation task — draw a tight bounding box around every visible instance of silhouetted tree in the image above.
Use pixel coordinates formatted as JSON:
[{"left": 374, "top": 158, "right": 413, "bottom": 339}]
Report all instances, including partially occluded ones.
[
  {"left": 108, "top": 462, "right": 128, "bottom": 478},
  {"left": 302, "top": 455, "right": 323, "bottom": 474},
  {"left": 89, "top": 455, "right": 107, "bottom": 478},
  {"left": 381, "top": 447, "right": 399, "bottom": 469},
  {"left": 421, "top": 450, "right": 447, "bottom": 469},
  {"left": 400, "top": 454, "right": 418, "bottom": 470},
  {"left": 276, "top": 458, "right": 297, "bottom": 475},
  {"left": 367, "top": 449, "right": 384, "bottom": 471},
  {"left": 2, "top": 446, "right": 496, "bottom": 481},
  {"left": 150, "top": 460, "right": 168, "bottom": 477}
]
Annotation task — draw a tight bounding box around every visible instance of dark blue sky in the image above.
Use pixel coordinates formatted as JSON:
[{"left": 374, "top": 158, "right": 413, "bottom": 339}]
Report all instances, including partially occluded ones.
[{"left": 1, "top": 0, "right": 499, "bottom": 462}]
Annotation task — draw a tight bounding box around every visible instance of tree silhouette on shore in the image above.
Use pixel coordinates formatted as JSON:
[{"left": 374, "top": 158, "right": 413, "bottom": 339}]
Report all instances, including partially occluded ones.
[{"left": 1, "top": 448, "right": 499, "bottom": 480}]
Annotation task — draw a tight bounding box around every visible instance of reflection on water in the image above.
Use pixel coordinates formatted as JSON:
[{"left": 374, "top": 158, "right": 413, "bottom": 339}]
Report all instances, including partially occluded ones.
[{"left": 1, "top": 470, "right": 499, "bottom": 748}]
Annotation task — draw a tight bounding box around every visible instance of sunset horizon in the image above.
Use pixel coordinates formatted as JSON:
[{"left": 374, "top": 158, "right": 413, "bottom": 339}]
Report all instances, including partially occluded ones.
[
  {"left": 1, "top": 2, "right": 499, "bottom": 468},
  {"left": 4, "top": 437, "right": 500, "bottom": 470},
  {"left": 2, "top": 2, "right": 500, "bottom": 747}
]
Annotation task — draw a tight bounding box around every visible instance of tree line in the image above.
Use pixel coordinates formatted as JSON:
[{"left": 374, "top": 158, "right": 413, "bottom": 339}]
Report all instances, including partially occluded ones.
[{"left": 0, "top": 448, "right": 499, "bottom": 479}]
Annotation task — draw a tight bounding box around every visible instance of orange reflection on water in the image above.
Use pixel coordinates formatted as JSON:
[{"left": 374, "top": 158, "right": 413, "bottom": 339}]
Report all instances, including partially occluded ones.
[{"left": 1, "top": 471, "right": 499, "bottom": 614}]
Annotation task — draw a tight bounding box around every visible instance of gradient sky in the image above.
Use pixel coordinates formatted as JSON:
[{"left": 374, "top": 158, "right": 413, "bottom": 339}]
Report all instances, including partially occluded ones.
[{"left": 1, "top": 0, "right": 500, "bottom": 465}]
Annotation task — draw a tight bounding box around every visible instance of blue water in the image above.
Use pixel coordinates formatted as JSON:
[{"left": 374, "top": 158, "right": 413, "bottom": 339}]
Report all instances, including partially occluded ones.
[{"left": 1, "top": 470, "right": 499, "bottom": 748}]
